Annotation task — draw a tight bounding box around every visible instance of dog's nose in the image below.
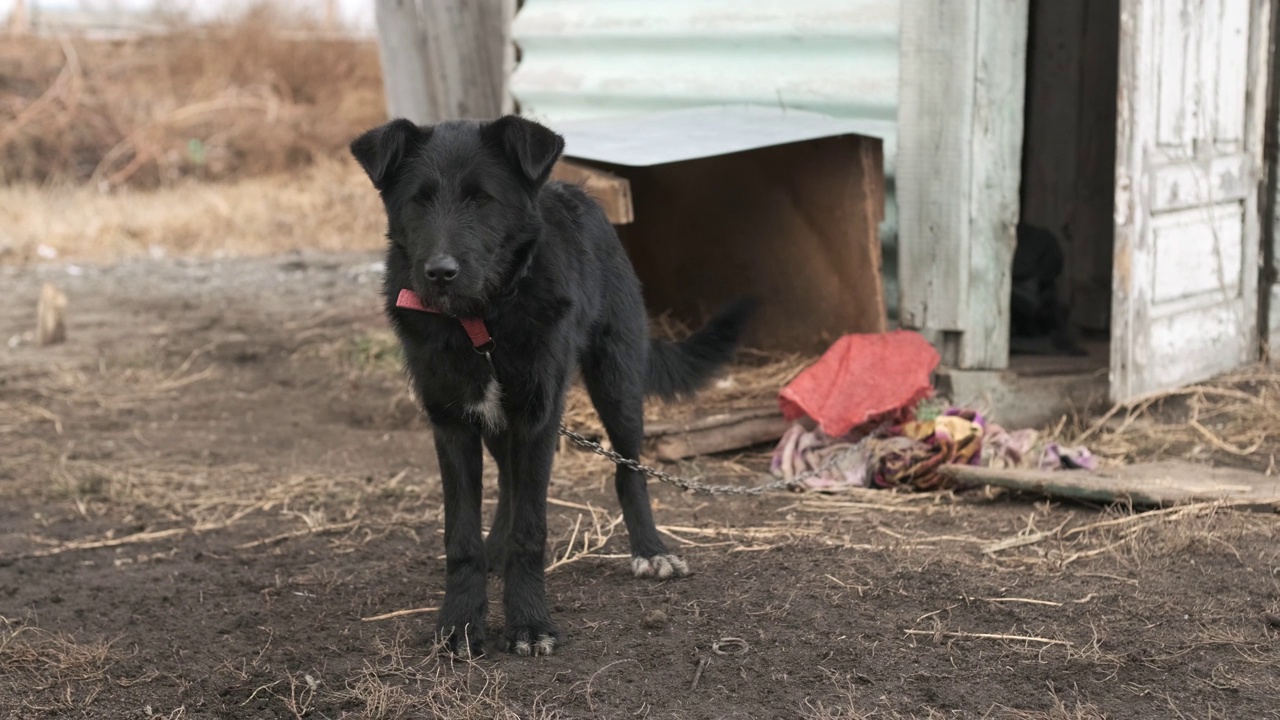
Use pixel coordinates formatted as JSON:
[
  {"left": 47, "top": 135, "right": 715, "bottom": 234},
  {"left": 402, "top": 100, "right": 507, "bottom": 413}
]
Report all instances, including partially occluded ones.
[{"left": 424, "top": 255, "right": 459, "bottom": 284}]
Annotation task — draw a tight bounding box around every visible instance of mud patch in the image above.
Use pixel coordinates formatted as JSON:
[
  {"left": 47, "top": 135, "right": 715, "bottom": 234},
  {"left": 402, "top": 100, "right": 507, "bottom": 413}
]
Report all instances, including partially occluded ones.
[{"left": 2, "top": 254, "right": 1278, "bottom": 719}]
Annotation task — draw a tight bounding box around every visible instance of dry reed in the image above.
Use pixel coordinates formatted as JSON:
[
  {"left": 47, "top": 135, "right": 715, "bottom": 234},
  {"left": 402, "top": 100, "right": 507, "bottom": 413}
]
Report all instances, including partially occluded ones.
[{"left": 1, "top": 3, "right": 384, "bottom": 188}]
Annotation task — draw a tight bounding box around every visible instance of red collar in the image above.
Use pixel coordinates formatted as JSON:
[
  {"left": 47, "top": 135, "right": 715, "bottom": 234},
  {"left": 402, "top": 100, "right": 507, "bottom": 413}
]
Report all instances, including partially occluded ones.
[{"left": 396, "top": 289, "right": 494, "bottom": 353}]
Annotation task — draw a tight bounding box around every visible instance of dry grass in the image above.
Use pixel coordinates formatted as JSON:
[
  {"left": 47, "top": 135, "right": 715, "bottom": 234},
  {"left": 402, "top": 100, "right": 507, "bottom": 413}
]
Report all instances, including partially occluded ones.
[
  {"left": 0, "top": 617, "right": 120, "bottom": 713},
  {"left": 1058, "top": 367, "right": 1280, "bottom": 471},
  {"left": 0, "top": 2, "right": 387, "bottom": 266},
  {"left": 562, "top": 347, "right": 814, "bottom": 439},
  {"left": 0, "top": 158, "right": 384, "bottom": 264},
  {"left": 1, "top": 3, "right": 384, "bottom": 189},
  {"left": 798, "top": 675, "right": 1109, "bottom": 720},
  {"left": 325, "top": 628, "right": 558, "bottom": 720}
]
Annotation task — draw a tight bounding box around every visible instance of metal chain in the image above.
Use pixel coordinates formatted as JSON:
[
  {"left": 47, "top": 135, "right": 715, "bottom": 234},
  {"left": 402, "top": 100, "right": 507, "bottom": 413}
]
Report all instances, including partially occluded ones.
[
  {"left": 557, "top": 422, "right": 890, "bottom": 495},
  {"left": 481, "top": 351, "right": 850, "bottom": 495},
  {"left": 557, "top": 425, "right": 794, "bottom": 495},
  {"left": 558, "top": 420, "right": 870, "bottom": 491}
]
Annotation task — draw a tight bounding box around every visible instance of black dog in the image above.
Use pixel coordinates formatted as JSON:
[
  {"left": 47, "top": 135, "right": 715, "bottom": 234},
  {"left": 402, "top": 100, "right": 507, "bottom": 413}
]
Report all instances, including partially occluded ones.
[
  {"left": 1010, "top": 223, "right": 1086, "bottom": 356},
  {"left": 350, "top": 116, "right": 753, "bottom": 658}
]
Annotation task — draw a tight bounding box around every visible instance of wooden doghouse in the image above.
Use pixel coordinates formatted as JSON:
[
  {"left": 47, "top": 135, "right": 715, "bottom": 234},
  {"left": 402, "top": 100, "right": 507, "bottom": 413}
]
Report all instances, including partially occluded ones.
[{"left": 548, "top": 106, "right": 887, "bottom": 354}]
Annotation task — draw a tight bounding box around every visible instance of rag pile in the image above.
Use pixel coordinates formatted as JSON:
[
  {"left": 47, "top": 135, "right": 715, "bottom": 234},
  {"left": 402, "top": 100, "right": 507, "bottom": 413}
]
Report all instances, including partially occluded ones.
[
  {"left": 771, "top": 408, "right": 1095, "bottom": 492},
  {"left": 770, "top": 331, "right": 1095, "bottom": 492}
]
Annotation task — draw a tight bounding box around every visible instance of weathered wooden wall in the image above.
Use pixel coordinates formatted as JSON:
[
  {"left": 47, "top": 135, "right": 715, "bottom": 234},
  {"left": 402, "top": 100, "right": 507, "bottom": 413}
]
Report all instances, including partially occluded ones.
[
  {"left": 373, "top": 0, "right": 515, "bottom": 124},
  {"left": 897, "top": 0, "right": 1029, "bottom": 370}
]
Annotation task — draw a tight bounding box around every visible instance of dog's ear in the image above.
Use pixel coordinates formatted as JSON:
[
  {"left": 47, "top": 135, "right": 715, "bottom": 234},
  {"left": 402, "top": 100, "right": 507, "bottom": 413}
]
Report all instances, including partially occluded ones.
[
  {"left": 350, "top": 119, "right": 427, "bottom": 190},
  {"left": 483, "top": 115, "right": 565, "bottom": 187}
]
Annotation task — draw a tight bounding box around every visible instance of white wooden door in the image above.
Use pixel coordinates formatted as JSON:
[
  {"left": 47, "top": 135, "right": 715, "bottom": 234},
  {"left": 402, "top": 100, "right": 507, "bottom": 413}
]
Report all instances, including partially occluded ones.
[{"left": 1112, "top": 0, "right": 1270, "bottom": 401}]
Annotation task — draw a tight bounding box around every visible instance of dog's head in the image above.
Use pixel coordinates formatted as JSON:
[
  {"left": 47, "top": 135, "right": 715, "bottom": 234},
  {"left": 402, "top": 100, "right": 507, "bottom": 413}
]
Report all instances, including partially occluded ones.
[{"left": 350, "top": 115, "right": 565, "bottom": 316}]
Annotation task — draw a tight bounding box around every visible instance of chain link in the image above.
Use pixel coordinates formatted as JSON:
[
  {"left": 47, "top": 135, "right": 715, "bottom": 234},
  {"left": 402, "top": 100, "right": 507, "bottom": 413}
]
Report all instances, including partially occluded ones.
[
  {"left": 557, "top": 423, "right": 889, "bottom": 495},
  {"left": 482, "top": 350, "right": 841, "bottom": 495},
  {"left": 557, "top": 425, "right": 794, "bottom": 495}
]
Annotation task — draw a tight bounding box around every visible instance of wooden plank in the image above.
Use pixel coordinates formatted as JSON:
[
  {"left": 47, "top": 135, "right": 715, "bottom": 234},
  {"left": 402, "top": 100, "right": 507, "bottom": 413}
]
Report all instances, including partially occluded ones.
[
  {"left": 898, "top": 0, "right": 1027, "bottom": 369},
  {"left": 612, "top": 134, "right": 887, "bottom": 353},
  {"left": 942, "top": 461, "right": 1280, "bottom": 509},
  {"left": 959, "top": 0, "right": 1029, "bottom": 370},
  {"left": 1110, "top": 0, "right": 1145, "bottom": 401},
  {"left": 646, "top": 407, "right": 790, "bottom": 462},
  {"left": 373, "top": 0, "right": 515, "bottom": 124},
  {"left": 897, "top": 0, "right": 976, "bottom": 335},
  {"left": 646, "top": 406, "right": 781, "bottom": 437},
  {"left": 550, "top": 160, "right": 634, "bottom": 225}
]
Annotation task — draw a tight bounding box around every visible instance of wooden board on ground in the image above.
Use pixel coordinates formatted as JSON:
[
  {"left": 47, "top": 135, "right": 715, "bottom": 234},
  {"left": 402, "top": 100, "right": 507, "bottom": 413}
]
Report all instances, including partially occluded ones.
[
  {"left": 943, "top": 461, "right": 1280, "bottom": 510},
  {"left": 646, "top": 406, "right": 789, "bottom": 461}
]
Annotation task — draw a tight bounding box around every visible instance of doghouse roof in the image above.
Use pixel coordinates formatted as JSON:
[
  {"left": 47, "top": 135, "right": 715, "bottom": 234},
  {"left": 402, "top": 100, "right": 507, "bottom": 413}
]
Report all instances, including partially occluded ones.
[{"left": 553, "top": 104, "right": 890, "bottom": 167}]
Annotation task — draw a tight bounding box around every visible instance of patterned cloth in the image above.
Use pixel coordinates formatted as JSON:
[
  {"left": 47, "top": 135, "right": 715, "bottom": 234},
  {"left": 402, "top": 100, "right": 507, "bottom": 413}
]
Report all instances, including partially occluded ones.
[{"left": 771, "top": 406, "right": 1095, "bottom": 492}]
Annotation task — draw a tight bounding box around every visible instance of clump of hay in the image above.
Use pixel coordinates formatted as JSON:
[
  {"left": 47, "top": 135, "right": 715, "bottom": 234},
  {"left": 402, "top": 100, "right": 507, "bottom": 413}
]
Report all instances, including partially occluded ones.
[{"left": 1060, "top": 366, "right": 1280, "bottom": 472}]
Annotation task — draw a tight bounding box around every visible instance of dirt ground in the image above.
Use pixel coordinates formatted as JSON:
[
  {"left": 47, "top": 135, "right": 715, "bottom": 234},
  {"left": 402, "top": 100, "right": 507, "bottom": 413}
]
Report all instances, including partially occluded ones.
[{"left": 1, "top": 253, "right": 1278, "bottom": 720}]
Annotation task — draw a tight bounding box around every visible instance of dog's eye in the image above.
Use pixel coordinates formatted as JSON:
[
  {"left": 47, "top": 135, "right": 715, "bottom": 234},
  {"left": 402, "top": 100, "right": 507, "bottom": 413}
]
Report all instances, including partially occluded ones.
[
  {"left": 414, "top": 185, "right": 437, "bottom": 205},
  {"left": 464, "top": 188, "right": 494, "bottom": 205}
]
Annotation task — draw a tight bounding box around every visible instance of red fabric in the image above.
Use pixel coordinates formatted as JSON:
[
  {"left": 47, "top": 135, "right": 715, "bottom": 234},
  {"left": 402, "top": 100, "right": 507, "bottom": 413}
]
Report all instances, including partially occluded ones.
[
  {"left": 395, "top": 289, "right": 492, "bottom": 349},
  {"left": 395, "top": 288, "right": 429, "bottom": 312},
  {"left": 457, "top": 317, "right": 492, "bottom": 348},
  {"left": 779, "top": 330, "right": 940, "bottom": 438}
]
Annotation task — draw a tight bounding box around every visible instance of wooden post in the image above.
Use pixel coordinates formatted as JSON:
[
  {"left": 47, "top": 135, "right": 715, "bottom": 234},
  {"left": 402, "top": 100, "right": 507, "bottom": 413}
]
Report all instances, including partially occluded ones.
[
  {"left": 373, "top": 0, "right": 516, "bottom": 124},
  {"left": 323, "top": 0, "right": 338, "bottom": 33},
  {"left": 897, "top": 0, "right": 1029, "bottom": 370},
  {"left": 8, "top": 0, "right": 30, "bottom": 35},
  {"left": 37, "top": 283, "right": 67, "bottom": 346}
]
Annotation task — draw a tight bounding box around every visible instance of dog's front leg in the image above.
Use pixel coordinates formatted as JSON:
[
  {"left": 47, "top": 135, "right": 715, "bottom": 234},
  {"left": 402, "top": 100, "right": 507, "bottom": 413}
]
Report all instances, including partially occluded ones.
[
  {"left": 502, "top": 420, "right": 560, "bottom": 656},
  {"left": 431, "top": 417, "right": 488, "bottom": 657}
]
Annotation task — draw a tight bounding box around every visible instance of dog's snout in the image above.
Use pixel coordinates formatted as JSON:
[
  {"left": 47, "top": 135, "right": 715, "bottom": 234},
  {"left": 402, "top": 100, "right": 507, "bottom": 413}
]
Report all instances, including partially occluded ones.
[{"left": 424, "top": 254, "right": 460, "bottom": 284}]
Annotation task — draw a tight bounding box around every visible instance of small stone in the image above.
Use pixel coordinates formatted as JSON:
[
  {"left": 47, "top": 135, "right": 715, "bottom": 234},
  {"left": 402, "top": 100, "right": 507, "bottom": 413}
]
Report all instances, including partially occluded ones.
[
  {"left": 641, "top": 610, "right": 667, "bottom": 629},
  {"left": 1264, "top": 613, "right": 1280, "bottom": 629}
]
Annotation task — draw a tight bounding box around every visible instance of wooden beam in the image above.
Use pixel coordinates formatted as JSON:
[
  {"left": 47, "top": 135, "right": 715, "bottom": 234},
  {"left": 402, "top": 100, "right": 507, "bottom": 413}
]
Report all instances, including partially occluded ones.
[
  {"left": 646, "top": 406, "right": 789, "bottom": 461},
  {"left": 550, "top": 160, "right": 634, "bottom": 225},
  {"left": 897, "top": 0, "right": 1028, "bottom": 370},
  {"left": 373, "top": 0, "right": 515, "bottom": 124},
  {"left": 943, "top": 461, "right": 1280, "bottom": 510}
]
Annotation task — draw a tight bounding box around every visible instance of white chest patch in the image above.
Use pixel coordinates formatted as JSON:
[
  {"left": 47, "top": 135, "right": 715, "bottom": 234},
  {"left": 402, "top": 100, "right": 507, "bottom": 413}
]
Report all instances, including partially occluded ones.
[{"left": 465, "top": 378, "right": 506, "bottom": 433}]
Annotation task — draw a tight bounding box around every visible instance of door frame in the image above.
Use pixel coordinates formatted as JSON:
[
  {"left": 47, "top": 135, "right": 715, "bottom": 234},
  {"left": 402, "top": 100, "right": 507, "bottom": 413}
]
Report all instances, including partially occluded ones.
[
  {"left": 896, "top": 0, "right": 1029, "bottom": 371},
  {"left": 1262, "top": 0, "right": 1280, "bottom": 355}
]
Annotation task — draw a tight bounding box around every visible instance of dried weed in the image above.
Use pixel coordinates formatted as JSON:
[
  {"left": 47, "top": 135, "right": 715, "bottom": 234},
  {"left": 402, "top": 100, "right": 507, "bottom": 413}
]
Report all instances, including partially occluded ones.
[
  {"left": 327, "top": 628, "right": 558, "bottom": 720},
  {"left": 1, "top": 3, "right": 383, "bottom": 188},
  {"left": 0, "top": 617, "right": 119, "bottom": 712}
]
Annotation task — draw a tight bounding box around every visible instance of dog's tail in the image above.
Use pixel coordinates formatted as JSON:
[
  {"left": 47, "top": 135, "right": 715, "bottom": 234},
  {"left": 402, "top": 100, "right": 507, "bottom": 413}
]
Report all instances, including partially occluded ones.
[{"left": 646, "top": 298, "right": 757, "bottom": 400}]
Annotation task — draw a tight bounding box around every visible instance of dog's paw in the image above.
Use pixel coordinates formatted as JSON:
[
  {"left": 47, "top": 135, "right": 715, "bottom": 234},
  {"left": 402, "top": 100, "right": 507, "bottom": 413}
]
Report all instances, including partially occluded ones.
[
  {"left": 435, "top": 620, "right": 487, "bottom": 658},
  {"left": 503, "top": 622, "right": 559, "bottom": 657},
  {"left": 631, "top": 554, "right": 690, "bottom": 580}
]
